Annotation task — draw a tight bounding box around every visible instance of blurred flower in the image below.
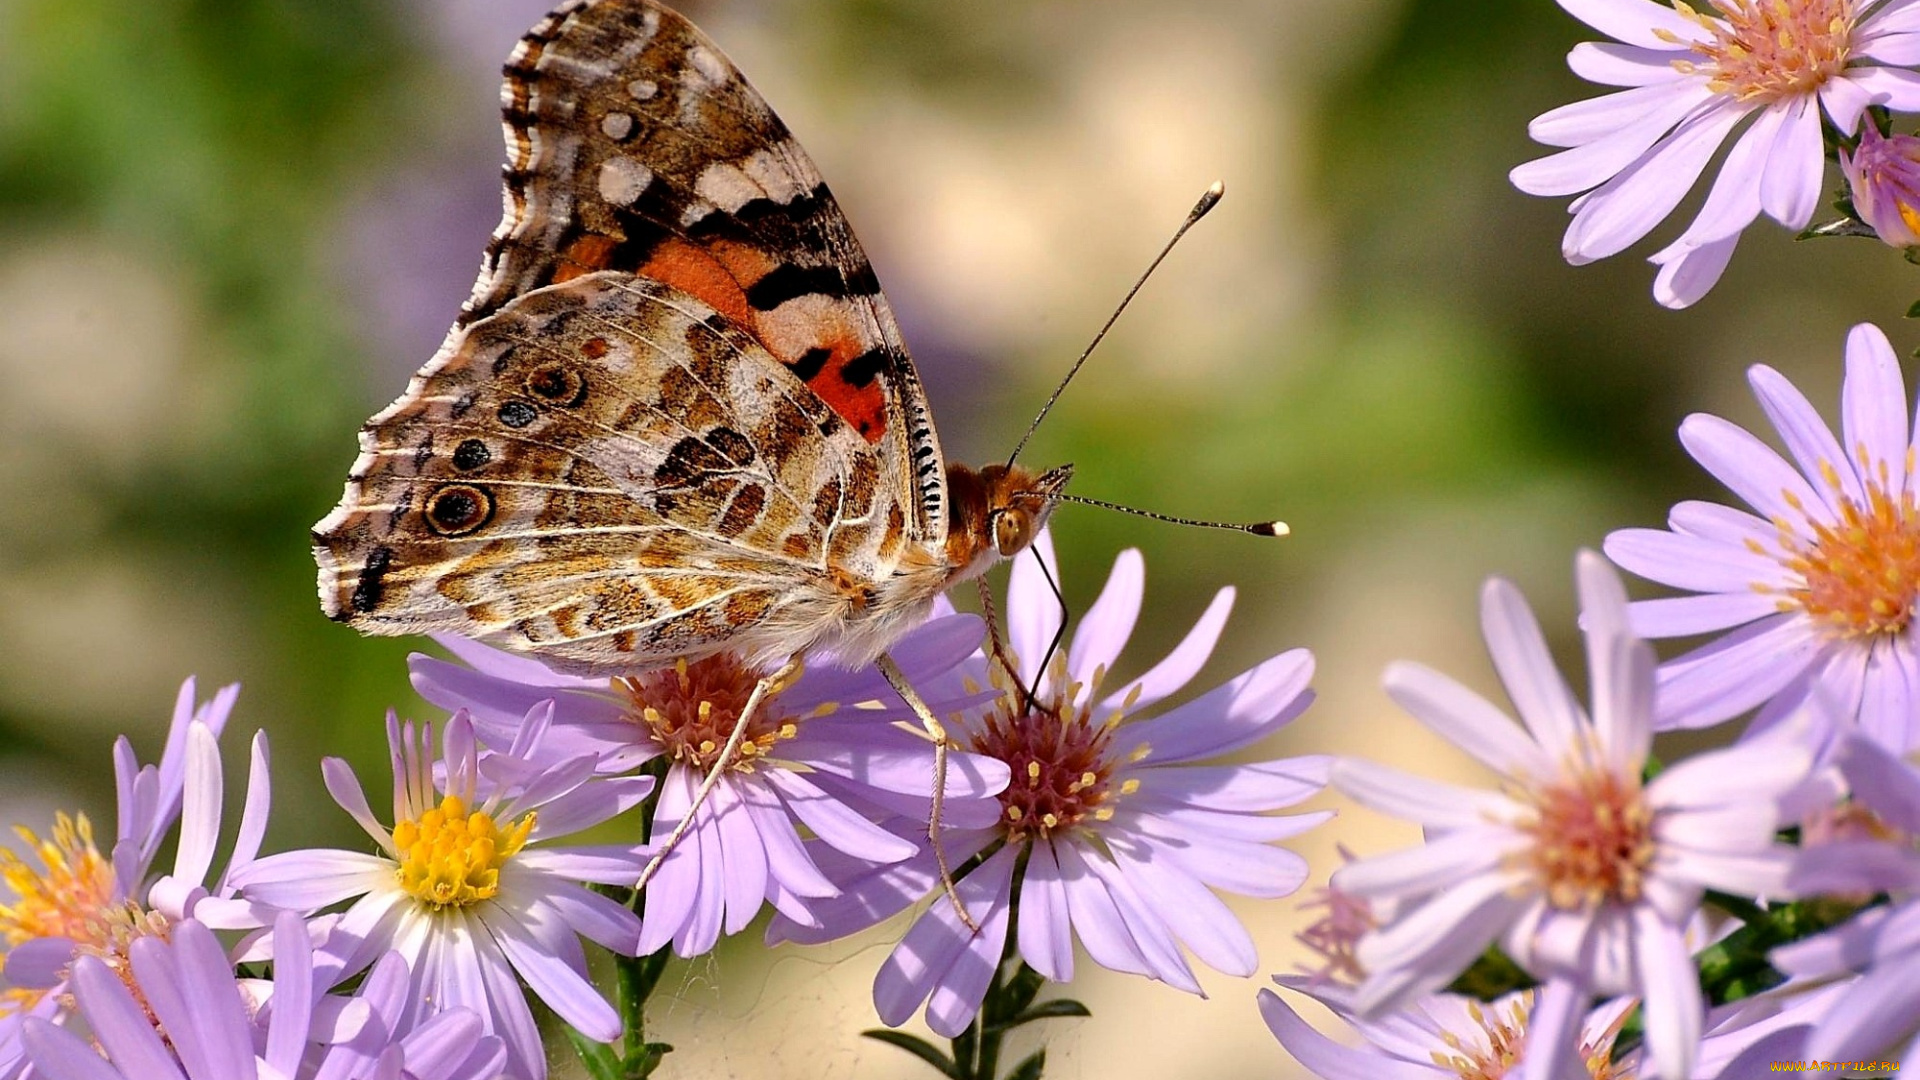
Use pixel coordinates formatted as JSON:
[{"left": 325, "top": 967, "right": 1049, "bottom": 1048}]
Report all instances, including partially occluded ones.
[
  {"left": 1604, "top": 324, "right": 1920, "bottom": 746},
  {"left": 409, "top": 611, "right": 1006, "bottom": 959},
  {"left": 1510, "top": 0, "right": 1920, "bottom": 307},
  {"left": 1333, "top": 553, "right": 1811, "bottom": 1080},
  {"left": 0, "top": 678, "right": 265, "bottom": 1080},
  {"left": 771, "top": 535, "right": 1328, "bottom": 1037},
  {"left": 1259, "top": 982, "right": 1632, "bottom": 1080},
  {"left": 1843, "top": 123, "right": 1920, "bottom": 246},
  {"left": 1769, "top": 733, "right": 1920, "bottom": 1064},
  {"left": 21, "top": 913, "right": 506, "bottom": 1080},
  {"left": 230, "top": 712, "right": 648, "bottom": 1080}
]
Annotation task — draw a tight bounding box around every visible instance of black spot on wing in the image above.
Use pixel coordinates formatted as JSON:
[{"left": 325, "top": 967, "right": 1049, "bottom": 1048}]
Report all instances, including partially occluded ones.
[{"left": 349, "top": 547, "right": 393, "bottom": 616}]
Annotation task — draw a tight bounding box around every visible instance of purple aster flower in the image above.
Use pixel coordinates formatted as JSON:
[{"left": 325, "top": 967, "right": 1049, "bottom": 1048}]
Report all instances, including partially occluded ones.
[
  {"left": 229, "top": 711, "right": 648, "bottom": 1080},
  {"left": 21, "top": 913, "right": 506, "bottom": 1080},
  {"left": 769, "top": 534, "right": 1329, "bottom": 1038},
  {"left": 1510, "top": 0, "right": 1920, "bottom": 307},
  {"left": 1333, "top": 552, "right": 1813, "bottom": 1080},
  {"left": 1603, "top": 324, "right": 1920, "bottom": 748},
  {"left": 1259, "top": 981, "right": 1634, "bottom": 1080},
  {"left": 1767, "top": 733, "right": 1920, "bottom": 1064},
  {"left": 0, "top": 679, "right": 263, "bottom": 1080},
  {"left": 408, "top": 610, "right": 1009, "bottom": 959},
  {"left": 1843, "top": 123, "right": 1920, "bottom": 245}
]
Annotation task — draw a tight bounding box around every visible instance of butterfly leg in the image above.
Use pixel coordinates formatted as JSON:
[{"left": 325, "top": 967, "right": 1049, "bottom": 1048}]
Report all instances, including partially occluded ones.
[
  {"left": 874, "top": 652, "right": 980, "bottom": 935},
  {"left": 635, "top": 652, "right": 806, "bottom": 895}
]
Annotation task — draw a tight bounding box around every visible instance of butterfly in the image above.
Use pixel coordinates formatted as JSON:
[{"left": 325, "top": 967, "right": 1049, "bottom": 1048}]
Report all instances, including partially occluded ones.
[
  {"left": 310, "top": 0, "right": 1072, "bottom": 900},
  {"left": 313, "top": 0, "right": 1067, "bottom": 674}
]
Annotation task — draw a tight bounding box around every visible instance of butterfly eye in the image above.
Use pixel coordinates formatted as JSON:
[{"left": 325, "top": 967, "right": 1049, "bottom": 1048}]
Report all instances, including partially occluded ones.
[
  {"left": 423, "top": 484, "right": 495, "bottom": 537},
  {"left": 993, "top": 509, "right": 1032, "bottom": 558}
]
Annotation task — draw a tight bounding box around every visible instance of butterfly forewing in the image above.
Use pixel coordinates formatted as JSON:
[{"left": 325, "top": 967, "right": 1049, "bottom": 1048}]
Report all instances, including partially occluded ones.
[{"left": 478, "top": 0, "right": 946, "bottom": 536}]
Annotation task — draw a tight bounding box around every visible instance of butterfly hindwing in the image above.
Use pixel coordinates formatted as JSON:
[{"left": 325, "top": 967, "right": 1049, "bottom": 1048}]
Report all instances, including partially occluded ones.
[
  {"left": 474, "top": 0, "right": 948, "bottom": 539},
  {"left": 316, "top": 273, "right": 908, "bottom": 673}
]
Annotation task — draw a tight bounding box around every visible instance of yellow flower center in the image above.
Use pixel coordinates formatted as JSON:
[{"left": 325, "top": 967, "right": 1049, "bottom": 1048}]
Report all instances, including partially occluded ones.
[
  {"left": 391, "top": 795, "right": 532, "bottom": 909},
  {"left": 1517, "top": 757, "right": 1655, "bottom": 911},
  {"left": 1666, "top": 0, "right": 1855, "bottom": 103},
  {"left": 615, "top": 655, "right": 817, "bottom": 774},
  {"left": 1759, "top": 465, "right": 1920, "bottom": 636},
  {"left": 0, "top": 813, "right": 166, "bottom": 1016}
]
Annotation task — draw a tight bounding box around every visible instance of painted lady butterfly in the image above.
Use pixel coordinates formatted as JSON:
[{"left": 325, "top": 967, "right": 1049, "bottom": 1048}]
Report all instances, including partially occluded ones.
[
  {"left": 311, "top": 0, "right": 1073, "bottom": 895},
  {"left": 314, "top": 0, "right": 1068, "bottom": 674}
]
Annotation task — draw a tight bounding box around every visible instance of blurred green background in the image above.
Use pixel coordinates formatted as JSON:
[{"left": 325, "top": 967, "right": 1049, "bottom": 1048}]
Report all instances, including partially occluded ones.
[{"left": 0, "top": 0, "right": 1913, "bottom": 1075}]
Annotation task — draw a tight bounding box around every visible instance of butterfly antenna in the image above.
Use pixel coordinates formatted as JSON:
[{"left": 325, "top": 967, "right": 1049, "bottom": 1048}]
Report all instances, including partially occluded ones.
[
  {"left": 1006, "top": 181, "right": 1226, "bottom": 469},
  {"left": 1054, "top": 493, "right": 1289, "bottom": 537}
]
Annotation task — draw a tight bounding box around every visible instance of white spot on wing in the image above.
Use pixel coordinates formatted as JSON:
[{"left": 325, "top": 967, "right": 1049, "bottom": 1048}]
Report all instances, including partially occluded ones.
[
  {"left": 741, "top": 149, "right": 801, "bottom": 204},
  {"left": 627, "top": 78, "right": 658, "bottom": 101},
  {"left": 598, "top": 156, "right": 653, "bottom": 207},
  {"left": 687, "top": 45, "right": 729, "bottom": 88},
  {"left": 600, "top": 111, "right": 635, "bottom": 140},
  {"left": 695, "top": 161, "right": 764, "bottom": 213}
]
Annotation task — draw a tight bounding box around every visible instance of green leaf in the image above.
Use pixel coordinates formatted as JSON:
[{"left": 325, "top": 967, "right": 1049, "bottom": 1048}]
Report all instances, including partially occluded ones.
[
  {"left": 1906, "top": 299, "right": 1920, "bottom": 319},
  {"left": 1005, "top": 1049, "right": 1049, "bottom": 1080},
  {"left": 565, "top": 1029, "right": 624, "bottom": 1080},
  {"left": 1444, "top": 946, "right": 1538, "bottom": 1001},
  {"left": 986, "top": 999, "right": 1092, "bottom": 1035},
  {"left": 1798, "top": 216, "right": 1880, "bottom": 240},
  {"left": 862, "top": 1030, "right": 961, "bottom": 1078}
]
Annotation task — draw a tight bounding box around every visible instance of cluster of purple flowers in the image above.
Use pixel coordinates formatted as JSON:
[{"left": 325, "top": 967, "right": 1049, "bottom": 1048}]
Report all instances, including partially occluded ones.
[
  {"left": 0, "top": 537, "right": 1327, "bottom": 1080},
  {"left": 1513, "top": 0, "right": 1920, "bottom": 306}
]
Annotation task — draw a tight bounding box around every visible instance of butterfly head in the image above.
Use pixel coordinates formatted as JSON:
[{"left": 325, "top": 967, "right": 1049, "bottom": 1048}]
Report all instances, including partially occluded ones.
[{"left": 942, "top": 461, "right": 1072, "bottom": 586}]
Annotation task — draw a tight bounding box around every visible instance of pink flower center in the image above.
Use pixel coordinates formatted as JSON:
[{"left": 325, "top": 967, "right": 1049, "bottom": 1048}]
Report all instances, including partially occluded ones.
[
  {"left": 616, "top": 655, "right": 808, "bottom": 773},
  {"left": 1765, "top": 468, "right": 1920, "bottom": 637},
  {"left": 1435, "top": 993, "right": 1631, "bottom": 1080},
  {"left": 1295, "top": 857, "right": 1376, "bottom": 985},
  {"left": 1667, "top": 0, "right": 1856, "bottom": 103},
  {"left": 970, "top": 660, "right": 1134, "bottom": 841},
  {"left": 1518, "top": 758, "right": 1654, "bottom": 910}
]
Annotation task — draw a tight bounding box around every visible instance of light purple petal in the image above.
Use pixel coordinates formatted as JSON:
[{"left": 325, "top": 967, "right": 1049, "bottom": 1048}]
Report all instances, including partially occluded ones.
[
  {"left": 1102, "top": 586, "right": 1233, "bottom": 712},
  {"left": 64, "top": 956, "right": 184, "bottom": 1080},
  {"left": 1654, "top": 613, "right": 1822, "bottom": 729},
  {"left": 1129, "top": 757, "right": 1329, "bottom": 812},
  {"left": 738, "top": 778, "right": 836, "bottom": 898},
  {"left": 1333, "top": 759, "right": 1521, "bottom": 830},
  {"left": 484, "top": 907, "right": 621, "bottom": 1042},
  {"left": 1481, "top": 577, "right": 1584, "bottom": 755},
  {"left": 1634, "top": 906, "right": 1702, "bottom": 1080},
  {"left": 1008, "top": 531, "right": 1063, "bottom": 687},
  {"left": 4, "top": 938, "right": 77, "bottom": 988},
  {"left": 1565, "top": 41, "right": 1691, "bottom": 88},
  {"left": 22, "top": 1020, "right": 143, "bottom": 1080},
  {"left": 1651, "top": 231, "right": 1740, "bottom": 309},
  {"left": 1052, "top": 840, "right": 1152, "bottom": 979},
  {"left": 1016, "top": 842, "right": 1074, "bottom": 982},
  {"left": 764, "top": 769, "right": 917, "bottom": 863},
  {"left": 1335, "top": 828, "right": 1517, "bottom": 898},
  {"left": 1625, "top": 592, "right": 1781, "bottom": 637},
  {"left": 1857, "top": 634, "right": 1920, "bottom": 753},
  {"left": 1836, "top": 734, "right": 1920, "bottom": 831},
  {"left": 1381, "top": 661, "right": 1547, "bottom": 778},
  {"left": 1072, "top": 841, "right": 1201, "bottom": 992},
  {"left": 1561, "top": 103, "right": 1745, "bottom": 261},
  {"left": 1846, "top": 66, "right": 1920, "bottom": 114},
  {"left": 1518, "top": 977, "right": 1587, "bottom": 1080},
  {"left": 1842, "top": 323, "right": 1911, "bottom": 499},
  {"left": 1108, "top": 839, "right": 1256, "bottom": 976},
  {"left": 872, "top": 845, "right": 1016, "bottom": 1033},
  {"left": 1256, "top": 990, "right": 1437, "bottom": 1080},
  {"left": 1354, "top": 873, "right": 1529, "bottom": 1014},
  {"left": 1650, "top": 735, "right": 1812, "bottom": 809},
  {"left": 232, "top": 849, "right": 395, "bottom": 911},
  {"left": 1067, "top": 548, "right": 1143, "bottom": 691},
  {"left": 1558, "top": 0, "right": 1710, "bottom": 47},
  {"left": 1511, "top": 86, "right": 1706, "bottom": 197},
  {"left": 1678, "top": 410, "right": 1829, "bottom": 524},
  {"left": 1667, "top": 499, "right": 1775, "bottom": 544},
  {"left": 710, "top": 779, "right": 767, "bottom": 936},
  {"left": 1111, "top": 648, "right": 1314, "bottom": 765},
  {"left": 1758, "top": 95, "right": 1823, "bottom": 228},
  {"left": 1602, "top": 528, "right": 1791, "bottom": 593},
  {"left": 1750, "top": 363, "right": 1859, "bottom": 512}
]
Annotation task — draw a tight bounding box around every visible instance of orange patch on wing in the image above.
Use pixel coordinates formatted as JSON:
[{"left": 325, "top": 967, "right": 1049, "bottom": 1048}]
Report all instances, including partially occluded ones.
[
  {"left": 639, "top": 239, "right": 755, "bottom": 332},
  {"left": 807, "top": 334, "right": 887, "bottom": 443},
  {"left": 555, "top": 234, "right": 618, "bottom": 283}
]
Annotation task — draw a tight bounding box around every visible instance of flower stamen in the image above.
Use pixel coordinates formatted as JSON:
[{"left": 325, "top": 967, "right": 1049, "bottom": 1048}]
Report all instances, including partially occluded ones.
[
  {"left": 1669, "top": 0, "right": 1856, "bottom": 103},
  {"left": 392, "top": 794, "right": 532, "bottom": 909},
  {"left": 615, "top": 655, "right": 811, "bottom": 773}
]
